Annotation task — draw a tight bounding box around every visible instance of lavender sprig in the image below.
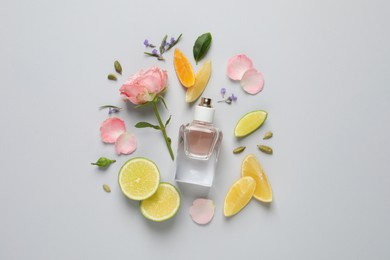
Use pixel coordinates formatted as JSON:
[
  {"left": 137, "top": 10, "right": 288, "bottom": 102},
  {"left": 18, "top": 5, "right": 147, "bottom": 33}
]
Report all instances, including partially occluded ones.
[
  {"left": 218, "top": 93, "right": 238, "bottom": 105},
  {"left": 144, "top": 49, "right": 164, "bottom": 60},
  {"left": 165, "top": 33, "right": 182, "bottom": 52},
  {"left": 144, "top": 33, "right": 182, "bottom": 61},
  {"left": 99, "top": 105, "right": 122, "bottom": 114},
  {"left": 220, "top": 88, "right": 226, "bottom": 98},
  {"left": 143, "top": 39, "right": 156, "bottom": 48}
]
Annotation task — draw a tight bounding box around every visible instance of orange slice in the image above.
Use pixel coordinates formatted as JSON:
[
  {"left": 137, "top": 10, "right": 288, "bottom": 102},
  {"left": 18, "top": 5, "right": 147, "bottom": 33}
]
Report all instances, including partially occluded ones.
[
  {"left": 174, "top": 48, "right": 195, "bottom": 88},
  {"left": 241, "top": 154, "right": 272, "bottom": 202},
  {"left": 223, "top": 176, "right": 256, "bottom": 217},
  {"left": 185, "top": 60, "right": 212, "bottom": 103}
]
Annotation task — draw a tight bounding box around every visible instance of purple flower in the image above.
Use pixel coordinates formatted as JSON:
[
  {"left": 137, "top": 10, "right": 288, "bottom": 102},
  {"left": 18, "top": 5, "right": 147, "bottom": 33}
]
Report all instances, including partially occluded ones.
[
  {"left": 170, "top": 37, "right": 175, "bottom": 45},
  {"left": 152, "top": 49, "right": 158, "bottom": 55},
  {"left": 217, "top": 91, "right": 237, "bottom": 105},
  {"left": 220, "top": 88, "right": 226, "bottom": 98},
  {"left": 144, "top": 39, "right": 149, "bottom": 47},
  {"left": 108, "top": 107, "right": 120, "bottom": 114}
]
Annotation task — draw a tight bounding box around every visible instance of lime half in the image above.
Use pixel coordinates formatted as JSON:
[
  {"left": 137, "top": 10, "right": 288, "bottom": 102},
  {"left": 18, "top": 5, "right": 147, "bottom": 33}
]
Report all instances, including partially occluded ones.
[
  {"left": 234, "top": 110, "right": 267, "bottom": 138},
  {"left": 140, "top": 183, "right": 181, "bottom": 222},
  {"left": 118, "top": 157, "right": 160, "bottom": 201}
]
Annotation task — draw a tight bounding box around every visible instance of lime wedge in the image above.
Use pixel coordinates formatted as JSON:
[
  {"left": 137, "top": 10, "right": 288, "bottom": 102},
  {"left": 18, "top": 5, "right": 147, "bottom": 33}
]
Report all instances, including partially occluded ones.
[
  {"left": 140, "top": 183, "right": 181, "bottom": 222},
  {"left": 234, "top": 110, "right": 267, "bottom": 137},
  {"left": 118, "top": 157, "right": 160, "bottom": 201}
]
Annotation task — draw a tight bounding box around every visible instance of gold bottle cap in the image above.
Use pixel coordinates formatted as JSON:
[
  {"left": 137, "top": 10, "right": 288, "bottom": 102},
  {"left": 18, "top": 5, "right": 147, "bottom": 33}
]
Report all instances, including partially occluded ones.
[{"left": 199, "top": 97, "right": 212, "bottom": 108}]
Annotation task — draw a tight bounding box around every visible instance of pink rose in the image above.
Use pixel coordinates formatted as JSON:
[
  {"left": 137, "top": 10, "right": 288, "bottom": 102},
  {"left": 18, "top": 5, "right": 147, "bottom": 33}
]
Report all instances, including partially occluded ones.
[{"left": 120, "top": 66, "right": 168, "bottom": 105}]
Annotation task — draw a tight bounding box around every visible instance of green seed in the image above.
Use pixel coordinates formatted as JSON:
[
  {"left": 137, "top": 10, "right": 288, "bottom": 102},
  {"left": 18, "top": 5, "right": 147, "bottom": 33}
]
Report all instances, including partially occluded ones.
[
  {"left": 103, "top": 184, "right": 111, "bottom": 193},
  {"left": 233, "top": 146, "right": 246, "bottom": 154},
  {"left": 114, "top": 60, "right": 122, "bottom": 74},
  {"left": 108, "top": 74, "right": 117, "bottom": 81},
  {"left": 258, "top": 145, "right": 273, "bottom": 154},
  {"left": 263, "top": 131, "right": 273, "bottom": 140}
]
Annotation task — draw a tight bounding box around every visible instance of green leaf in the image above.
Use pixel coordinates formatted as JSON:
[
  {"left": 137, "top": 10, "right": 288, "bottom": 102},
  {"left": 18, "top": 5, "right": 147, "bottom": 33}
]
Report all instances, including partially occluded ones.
[
  {"left": 159, "top": 96, "right": 168, "bottom": 110},
  {"left": 135, "top": 122, "right": 160, "bottom": 130},
  {"left": 165, "top": 115, "right": 172, "bottom": 127},
  {"left": 159, "top": 35, "right": 168, "bottom": 55},
  {"left": 193, "top": 32, "right": 212, "bottom": 65},
  {"left": 134, "top": 102, "right": 150, "bottom": 108}
]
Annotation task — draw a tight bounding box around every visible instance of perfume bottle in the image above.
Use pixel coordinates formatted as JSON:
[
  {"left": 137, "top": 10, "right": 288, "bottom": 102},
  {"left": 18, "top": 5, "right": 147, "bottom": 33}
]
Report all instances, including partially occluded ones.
[{"left": 175, "top": 97, "right": 223, "bottom": 187}]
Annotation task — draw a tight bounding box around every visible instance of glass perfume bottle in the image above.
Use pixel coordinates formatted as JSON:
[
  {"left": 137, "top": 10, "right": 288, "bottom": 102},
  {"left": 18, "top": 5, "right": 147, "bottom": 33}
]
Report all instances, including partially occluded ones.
[{"left": 175, "top": 97, "right": 223, "bottom": 187}]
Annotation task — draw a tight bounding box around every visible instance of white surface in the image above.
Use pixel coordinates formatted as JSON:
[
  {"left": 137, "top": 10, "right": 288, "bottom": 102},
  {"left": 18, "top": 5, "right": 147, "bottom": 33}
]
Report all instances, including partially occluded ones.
[{"left": 1, "top": 0, "right": 390, "bottom": 259}]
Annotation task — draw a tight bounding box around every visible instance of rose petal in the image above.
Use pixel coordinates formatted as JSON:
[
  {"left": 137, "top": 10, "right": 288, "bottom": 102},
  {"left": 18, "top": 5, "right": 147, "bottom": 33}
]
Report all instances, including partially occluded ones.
[
  {"left": 100, "top": 117, "right": 126, "bottom": 143},
  {"left": 115, "top": 132, "right": 137, "bottom": 155},
  {"left": 240, "top": 68, "right": 264, "bottom": 94},
  {"left": 189, "top": 198, "right": 215, "bottom": 225},
  {"left": 227, "top": 54, "right": 254, "bottom": 80}
]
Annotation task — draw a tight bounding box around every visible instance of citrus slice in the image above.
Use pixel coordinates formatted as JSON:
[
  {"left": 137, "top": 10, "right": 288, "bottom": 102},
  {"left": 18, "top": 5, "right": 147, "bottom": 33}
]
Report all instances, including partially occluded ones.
[
  {"left": 140, "top": 183, "right": 181, "bottom": 222},
  {"left": 174, "top": 48, "right": 195, "bottom": 88},
  {"left": 241, "top": 154, "right": 273, "bottom": 202},
  {"left": 118, "top": 157, "right": 160, "bottom": 200},
  {"left": 186, "top": 60, "right": 212, "bottom": 103},
  {"left": 223, "top": 176, "right": 256, "bottom": 217},
  {"left": 234, "top": 110, "right": 267, "bottom": 138}
]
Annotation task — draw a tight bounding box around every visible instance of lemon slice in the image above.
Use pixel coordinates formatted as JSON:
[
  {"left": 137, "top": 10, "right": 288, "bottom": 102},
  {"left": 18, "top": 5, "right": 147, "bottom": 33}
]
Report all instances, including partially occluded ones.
[
  {"left": 234, "top": 110, "right": 267, "bottom": 138},
  {"left": 241, "top": 154, "right": 272, "bottom": 202},
  {"left": 118, "top": 157, "right": 160, "bottom": 200},
  {"left": 186, "top": 60, "right": 212, "bottom": 103},
  {"left": 224, "top": 176, "right": 256, "bottom": 217},
  {"left": 140, "top": 183, "right": 181, "bottom": 222}
]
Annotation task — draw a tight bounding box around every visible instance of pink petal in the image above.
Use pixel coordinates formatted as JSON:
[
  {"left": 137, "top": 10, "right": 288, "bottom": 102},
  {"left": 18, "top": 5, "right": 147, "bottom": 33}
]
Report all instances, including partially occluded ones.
[
  {"left": 227, "top": 54, "right": 254, "bottom": 80},
  {"left": 115, "top": 132, "right": 137, "bottom": 155},
  {"left": 189, "top": 198, "right": 215, "bottom": 225},
  {"left": 240, "top": 68, "right": 264, "bottom": 94},
  {"left": 100, "top": 117, "right": 126, "bottom": 143},
  {"left": 119, "top": 83, "right": 147, "bottom": 105}
]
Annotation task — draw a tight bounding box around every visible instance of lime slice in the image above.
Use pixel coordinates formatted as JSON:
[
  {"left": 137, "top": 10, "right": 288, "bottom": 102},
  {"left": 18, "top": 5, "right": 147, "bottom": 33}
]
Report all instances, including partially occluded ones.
[
  {"left": 241, "top": 154, "right": 272, "bottom": 202},
  {"left": 140, "top": 183, "right": 181, "bottom": 222},
  {"left": 224, "top": 176, "right": 256, "bottom": 217},
  {"left": 186, "top": 60, "right": 212, "bottom": 103},
  {"left": 234, "top": 110, "right": 267, "bottom": 137},
  {"left": 118, "top": 157, "right": 160, "bottom": 200}
]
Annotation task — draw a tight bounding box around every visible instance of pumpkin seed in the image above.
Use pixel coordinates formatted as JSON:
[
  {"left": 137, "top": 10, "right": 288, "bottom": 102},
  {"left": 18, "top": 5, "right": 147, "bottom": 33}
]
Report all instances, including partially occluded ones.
[
  {"left": 263, "top": 131, "right": 273, "bottom": 140},
  {"left": 114, "top": 60, "right": 122, "bottom": 74},
  {"left": 107, "top": 74, "right": 117, "bottom": 81},
  {"left": 258, "top": 145, "right": 273, "bottom": 154},
  {"left": 233, "top": 146, "right": 246, "bottom": 154},
  {"left": 103, "top": 184, "right": 111, "bottom": 193}
]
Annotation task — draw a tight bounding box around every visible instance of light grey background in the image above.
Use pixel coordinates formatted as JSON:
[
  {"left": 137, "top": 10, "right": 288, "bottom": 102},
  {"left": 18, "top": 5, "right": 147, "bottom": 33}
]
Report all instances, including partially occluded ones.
[{"left": 1, "top": 0, "right": 389, "bottom": 259}]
